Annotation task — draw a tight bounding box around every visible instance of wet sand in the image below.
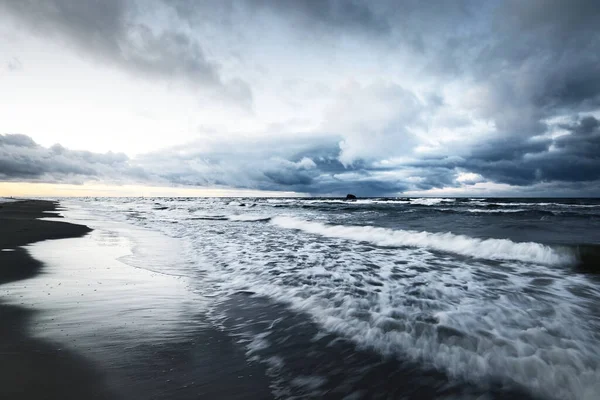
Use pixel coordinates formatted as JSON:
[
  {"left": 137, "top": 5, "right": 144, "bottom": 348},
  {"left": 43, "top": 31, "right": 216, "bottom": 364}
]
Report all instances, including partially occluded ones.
[
  {"left": 0, "top": 200, "right": 273, "bottom": 399},
  {"left": 0, "top": 200, "right": 91, "bottom": 284},
  {"left": 0, "top": 200, "right": 113, "bottom": 399}
]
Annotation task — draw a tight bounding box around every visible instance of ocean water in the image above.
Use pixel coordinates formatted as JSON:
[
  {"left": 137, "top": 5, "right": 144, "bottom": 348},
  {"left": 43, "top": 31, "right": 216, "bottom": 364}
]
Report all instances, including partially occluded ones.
[{"left": 60, "top": 197, "right": 600, "bottom": 399}]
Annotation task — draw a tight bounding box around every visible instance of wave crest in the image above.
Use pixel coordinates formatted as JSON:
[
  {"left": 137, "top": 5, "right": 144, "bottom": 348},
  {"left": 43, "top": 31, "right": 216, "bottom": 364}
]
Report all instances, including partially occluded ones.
[
  {"left": 271, "top": 216, "right": 575, "bottom": 265},
  {"left": 229, "top": 214, "right": 272, "bottom": 222}
]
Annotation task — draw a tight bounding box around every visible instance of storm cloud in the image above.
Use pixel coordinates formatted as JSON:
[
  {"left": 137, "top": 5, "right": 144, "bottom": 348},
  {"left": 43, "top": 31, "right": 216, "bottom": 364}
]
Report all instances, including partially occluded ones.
[
  {"left": 1, "top": 0, "right": 600, "bottom": 196},
  {"left": 0, "top": 133, "right": 411, "bottom": 195},
  {"left": 0, "top": 133, "right": 147, "bottom": 184},
  {"left": 409, "top": 115, "right": 600, "bottom": 190},
  {"left": 0, "top": 0, "right": 253, "bottom": 106}
]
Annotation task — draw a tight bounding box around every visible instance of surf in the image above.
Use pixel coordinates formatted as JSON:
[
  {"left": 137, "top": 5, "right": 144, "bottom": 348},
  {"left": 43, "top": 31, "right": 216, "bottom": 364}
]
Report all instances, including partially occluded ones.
[{"left": 271, "top": 216, "right": 576, "bottom": 265}]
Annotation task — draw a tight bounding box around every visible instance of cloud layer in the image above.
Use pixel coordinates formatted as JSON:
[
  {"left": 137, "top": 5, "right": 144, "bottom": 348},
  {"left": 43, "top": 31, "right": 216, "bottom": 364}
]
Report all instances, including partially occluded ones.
[
  {"left": 3, "top": 121, "right": 600, "bottom": 196},
  {"left": 1, "top": 0, "right": 600, "bottom": 196},
  {"left": 1, "top": 0, "right": 252, "bottom": 105}
]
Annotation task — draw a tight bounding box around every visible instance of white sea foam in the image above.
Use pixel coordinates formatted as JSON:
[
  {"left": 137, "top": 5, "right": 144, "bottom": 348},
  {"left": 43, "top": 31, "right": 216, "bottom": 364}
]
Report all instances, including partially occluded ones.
[
  {"left": 271, "top": 216, "right": 575, "bottom": 265},
  {"left": 193, "top": 225, "right": 600, "bottom": 400},
  {"left": 61, "top": 197, "right": 600, "bottom": 400},
  {"left": 267, "top": 198, "right": 412, "bottom": 207},
  {"left": 410, "top": 198, "right": 455, "bottom": 206},
  {"left": 466, "top": 208, "right": 527, "bottom": 213},
  {"left": 228, "top": 214, "right": 272, "bottom": 222},
  {"left": 306, "top": 199, "right": 347, "bottom": 204},
  {"left": 479, "top": 202, "right": 599, "bottom": 208}
]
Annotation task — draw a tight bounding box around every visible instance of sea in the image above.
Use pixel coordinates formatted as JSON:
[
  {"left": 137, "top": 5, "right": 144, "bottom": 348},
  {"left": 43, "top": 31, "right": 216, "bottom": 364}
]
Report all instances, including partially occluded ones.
[{"left": 49, "top": 197, "right": 600, "bottom": 399}]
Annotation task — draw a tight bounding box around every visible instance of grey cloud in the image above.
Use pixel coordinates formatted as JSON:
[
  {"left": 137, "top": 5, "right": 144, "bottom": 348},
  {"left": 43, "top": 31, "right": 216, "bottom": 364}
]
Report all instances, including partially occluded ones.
[
  {"left": 250, "top": 0, "right": 390, "bottom": 35},
  {"left": 5, "top": 127, "right": 600, "bottom": 196},
  {"left": 166, "top": 0, "right": 389, "bottom": 36},
  {"left": 135, "top": 135, "right": 348, "bottom": 194},
  {"left": 0, "top": 0, "right": 252, "bottom": 106},
  {"left": 0, "top": 132, "right": 418, "bottom": 195},
  {"left": 413, "top": 116, "right": 600, "bottom": 187},
  {"left": 3, "top": 0, "right": 600, "bottom": 196},
  {"left": 136, "top": 132, "right": 457, "bottom": 196},
  {"left": 317, "top": 176, "right": 409, "bottom": 196},
  {"left": 323, "top": 81, "right": 426, "bottom": 166},
  {"left": 0, "top": 133, "right": 37, "bottom": 148},
  {"left": 409, "top": 0, "right": 600, "bottom": 192},
  {"left": 250, "top": 0, "right": 600, "bottom": 123},
  {"left": 465, "top": 1, "right": 600, "bottom": 131},
  {"left": 168, "top": 0, "right": 600, "bottom": 193},
  {"left": 167, "top": 0, "right": 479, "bottom": 56},
  {"left": 0, "top": 133, "right": 146, "bottom": 183},
  {"left": 0, "top": 132, "right": 341, "bottom": 193},
  {"left": 499, "top": 0, "right": 600, "bottom": 45}
]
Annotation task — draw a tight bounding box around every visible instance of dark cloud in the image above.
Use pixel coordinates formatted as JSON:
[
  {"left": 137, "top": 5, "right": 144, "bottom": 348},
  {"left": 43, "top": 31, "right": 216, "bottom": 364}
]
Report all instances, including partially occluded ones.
[
  {"left": 251, "top": 0, "right": 390, "bottom": 35},
  {"left": 2, "top": 1, "right": 600, "bottom": 195},
  {"left": 3, "top": 123, "right": 600, "bottom": 196},
  {"left": 135, "top": 135, "right": 348, "bottom": 194},
  {"left": 412, "top": 116, "right": 600, "bottom": 188},
  {"left": 0, "top": 0, "right": 252, "bottom": 106},
  {"left": 184, "top": 0, "right": 600, "bottom": 177},
  {"left": 134, "top": 132, "right": 459, "bottom": 196},
  {"left": 0, "top": 134, "right": 146, "bottom": 183},
  {"left": 0, "top": 133, "right": 417, "bottom": 195},
  {"left": 465, "top": 0, "right": 600, "bottom": 131},
  {"left": 559, "top": 116, "right": 600, "bottom": 136},
  {"left": 166, "top": 0, "right": 480, "bottom": 57},
  {"left": 166, "top": 0, "right": 389, "bottom": 36},
  {"left": 0, "top": 133, "right": 340, "bottom": 193},
  {"left": 398, "top": 0, "right": 600, "bottom": 192},
  {"left": 316, "top": 176, "right": 409, "bottom": 197},
  {"left": 499, "top": 0, "right": 600, "bottom": 44}
]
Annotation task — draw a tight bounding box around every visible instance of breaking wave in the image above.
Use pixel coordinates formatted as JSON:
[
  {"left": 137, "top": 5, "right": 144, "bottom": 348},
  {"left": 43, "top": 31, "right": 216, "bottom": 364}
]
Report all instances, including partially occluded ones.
[
  {"left": 409, "top": 198, "right": 456, "bottom": 206},
  {"left": 228, "top": 214, "right": 272, "bottom": 222},
  {"left": 271, "top": 216, "right": 576, "bottom": 265},
  {"left": 62, "top": 197, "right": 600, "bottom": 400}
]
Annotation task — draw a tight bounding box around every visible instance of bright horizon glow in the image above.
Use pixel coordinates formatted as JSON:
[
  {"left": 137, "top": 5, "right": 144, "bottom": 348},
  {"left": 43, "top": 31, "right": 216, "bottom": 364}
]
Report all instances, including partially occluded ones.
[
  {"left": 0, "top": 182, "right": 304, "bottom": 198},
  {"left": 3, "top": 181, "right": 596, "bottom": 199}
]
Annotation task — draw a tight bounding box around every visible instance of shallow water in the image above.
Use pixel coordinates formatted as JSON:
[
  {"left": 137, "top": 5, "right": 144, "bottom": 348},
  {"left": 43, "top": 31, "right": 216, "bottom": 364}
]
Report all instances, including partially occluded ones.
[
  {"left": 24, "top": 197, "right": 600, "bottom": 399},
  {"left": 2, "top": 211, "right": 271, "bottom": 399}
]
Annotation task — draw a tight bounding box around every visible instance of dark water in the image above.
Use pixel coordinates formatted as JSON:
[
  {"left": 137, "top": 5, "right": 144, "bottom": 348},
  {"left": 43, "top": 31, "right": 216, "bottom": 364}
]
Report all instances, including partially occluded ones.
[{"left": 56, "top": 197, "right": 600, "bottom": 399}]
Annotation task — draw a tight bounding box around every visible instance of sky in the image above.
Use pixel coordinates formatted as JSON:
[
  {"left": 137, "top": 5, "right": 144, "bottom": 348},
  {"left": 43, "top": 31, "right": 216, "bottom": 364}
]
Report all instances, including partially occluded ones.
[{"left": 1, "top": 0, "right": 600, "bottom": 197}]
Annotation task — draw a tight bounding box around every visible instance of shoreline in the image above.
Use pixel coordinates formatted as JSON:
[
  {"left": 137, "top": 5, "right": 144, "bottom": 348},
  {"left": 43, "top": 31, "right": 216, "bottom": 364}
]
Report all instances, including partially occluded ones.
[
  {"left": 0, "top": 200, "right": 273, "bottom": 400},
  {"left": 0, "top": 200, "right": 116, "bottom": 399},
  {"left": 0, "top": 200, "right": 91, "bottom": 284}
]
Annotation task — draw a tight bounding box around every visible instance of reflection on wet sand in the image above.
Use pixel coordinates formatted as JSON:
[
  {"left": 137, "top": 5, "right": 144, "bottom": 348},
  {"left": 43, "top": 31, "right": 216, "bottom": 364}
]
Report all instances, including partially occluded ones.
[{"left": 1, "top": 201, "right": 272, "bottom": 399}]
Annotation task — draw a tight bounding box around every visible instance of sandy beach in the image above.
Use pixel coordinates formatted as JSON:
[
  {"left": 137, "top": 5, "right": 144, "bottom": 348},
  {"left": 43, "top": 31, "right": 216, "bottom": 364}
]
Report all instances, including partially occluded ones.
[
  {"left": 0, "top": 200, "right": 113, "bottom": 399},
  {"left": 0, "top": 200, "right": 273, "bottom": 400}
]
